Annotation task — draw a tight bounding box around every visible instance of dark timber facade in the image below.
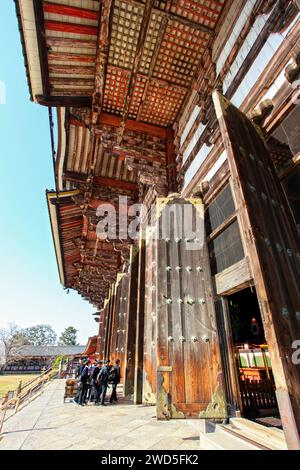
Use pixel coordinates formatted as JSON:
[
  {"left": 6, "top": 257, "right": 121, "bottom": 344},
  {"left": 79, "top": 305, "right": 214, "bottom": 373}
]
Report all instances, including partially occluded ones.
[{"left": 16, "top": 0, "right": 300, "bottom": 449}]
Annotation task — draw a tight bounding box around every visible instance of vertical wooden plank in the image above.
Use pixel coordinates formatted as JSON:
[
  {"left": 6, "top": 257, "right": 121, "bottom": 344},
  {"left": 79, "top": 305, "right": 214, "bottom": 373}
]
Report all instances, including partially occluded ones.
[
  {"left": 134, "top": 235, "right": 146, "bottom": 405},
  {"left": 143, "top": 228, "right": 157, "bottom": 405},
  {"left": 124, "top": 246, "right": 139, "bottom": 397},
  {"left": 156, "top": 209, "right": 171, "bottom": 419},
  {"left": 215, "top": 298, "right": 243, "bottom": 416},
  {"left": 213, "top": 90, "right": 300, "bottom": 449},
  {"left": 119, "top": 274, "right": 128, "bottom": 381},
  {"left": 167, "top": 206, "right": 186, "bottom": 411},
  {"left": 96, "top": 308, "right": 107, "bottom": 361},
  {"left": 105, "top": 286, "right": 115, "bottom": 360}
]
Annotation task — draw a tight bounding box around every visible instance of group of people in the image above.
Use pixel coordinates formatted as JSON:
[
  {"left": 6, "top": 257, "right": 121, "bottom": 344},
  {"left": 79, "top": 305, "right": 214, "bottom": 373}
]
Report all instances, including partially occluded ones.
[{"left": 74, "top": 358, "right": 120, "bottom": 406}]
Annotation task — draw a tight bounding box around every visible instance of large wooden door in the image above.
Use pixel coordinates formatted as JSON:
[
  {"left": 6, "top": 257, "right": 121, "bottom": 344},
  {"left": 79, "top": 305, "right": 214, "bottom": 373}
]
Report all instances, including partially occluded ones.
[
  {"left": 153, "top": 197, "right": 227, "bottom": 419},
  {"left": 213, "top": 91, "right": 300, "bottom": 449}
]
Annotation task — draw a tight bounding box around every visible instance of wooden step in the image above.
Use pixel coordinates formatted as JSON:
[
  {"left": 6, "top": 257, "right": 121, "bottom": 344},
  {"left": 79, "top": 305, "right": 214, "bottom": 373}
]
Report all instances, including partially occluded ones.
[
  {"left": 200, "top": 427, "right": 261, "bottom": 450},
  {"left": 227, "top": 418, "right": 287, "bottom": 450}
]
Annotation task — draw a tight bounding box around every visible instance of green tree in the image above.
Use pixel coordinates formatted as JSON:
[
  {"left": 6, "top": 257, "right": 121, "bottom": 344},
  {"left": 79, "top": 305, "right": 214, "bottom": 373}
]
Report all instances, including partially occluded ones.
[
  {"left": 59, "top": 326, "right": 78, "bottom": 346},
  {"left": 23, "top": 324, "right": 57, "bottom": 346}
]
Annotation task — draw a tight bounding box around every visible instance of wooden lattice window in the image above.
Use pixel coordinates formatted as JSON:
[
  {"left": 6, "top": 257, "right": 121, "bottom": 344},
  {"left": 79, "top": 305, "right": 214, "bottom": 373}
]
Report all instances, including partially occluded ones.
[
  {"left": 206, "top": 184, "right": 244, "bottom": 275},
  {"left": 208, "top": 220, "right": 244, "bottom": 276},
  {"left": 205, "top": 184, "right": 236, "bottom": 236}
]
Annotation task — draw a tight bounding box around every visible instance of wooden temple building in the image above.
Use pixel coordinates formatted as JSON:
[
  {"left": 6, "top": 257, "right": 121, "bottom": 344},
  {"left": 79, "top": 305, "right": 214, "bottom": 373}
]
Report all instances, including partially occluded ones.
[{"left": 16, "top": 0, "right": 300, "bottom": 448}]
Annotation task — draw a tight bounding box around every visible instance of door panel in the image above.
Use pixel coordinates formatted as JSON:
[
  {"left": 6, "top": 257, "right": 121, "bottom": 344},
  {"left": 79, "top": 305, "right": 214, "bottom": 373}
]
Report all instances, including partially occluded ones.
[
  {"left": 213, "top": 91, "right": 300, "bottom": 448},
  {"left": 154, "top": 197, "right": 227, "bottom": 419}
]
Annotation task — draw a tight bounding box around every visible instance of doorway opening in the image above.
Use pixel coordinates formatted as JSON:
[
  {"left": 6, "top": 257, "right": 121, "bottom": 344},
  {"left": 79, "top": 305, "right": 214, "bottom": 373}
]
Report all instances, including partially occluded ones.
[{"left": 227, "top": 287, "right": 281, "bottom": 426}]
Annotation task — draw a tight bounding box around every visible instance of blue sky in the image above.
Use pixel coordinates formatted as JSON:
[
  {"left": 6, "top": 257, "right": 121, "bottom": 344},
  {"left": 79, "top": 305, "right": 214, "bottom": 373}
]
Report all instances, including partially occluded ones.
[{"left": 0, "top": 2, "right": 96, "bottom": 344}]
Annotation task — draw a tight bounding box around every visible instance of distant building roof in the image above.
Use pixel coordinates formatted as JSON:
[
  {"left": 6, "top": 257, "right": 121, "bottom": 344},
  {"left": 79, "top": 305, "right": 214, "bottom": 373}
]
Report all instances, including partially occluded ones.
[{"left": 10, "top": 345, "right": 85, "bottom": 358}]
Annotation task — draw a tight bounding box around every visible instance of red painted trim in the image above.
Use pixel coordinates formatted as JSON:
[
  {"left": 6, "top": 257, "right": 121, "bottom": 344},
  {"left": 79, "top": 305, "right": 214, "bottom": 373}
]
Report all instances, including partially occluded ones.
[
  {"left": 69, "top": 117, "right": 87, "bottom": 128},
  {"left": 45, "top": 20, "right": 98, "bottom": 36},
  {"left": 99, "top": 112, "right": 168, "bottom": 138},
  {"left": 94, "top": 176, "right": 137, "bottom": 192},
  {"left": 44, "top": 2, "right": 99, "bottom": 21}
]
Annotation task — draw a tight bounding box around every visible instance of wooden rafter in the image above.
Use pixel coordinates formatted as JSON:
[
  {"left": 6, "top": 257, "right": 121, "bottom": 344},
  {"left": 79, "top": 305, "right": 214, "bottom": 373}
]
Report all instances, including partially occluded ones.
[
  {"left": 136, "top": 15, "right": 168, "bottom": 121},
  {"left": 44, "top": 2, "right": 99, "bottom": 21},
  {"left": 45, "top": 20, "right": 98, "bottom": 36},
  {"left": 33, "top": 0, "right": 50, "bottom": 95},
  {"left": 48, "top": 52, "right": 95, "bottom": 64},
  {"left": 46, "top": 37, "right": 97, "bottom": 49},
  {"left": 99, "top": 112, "right": 168, "bottom": 138},
  {"left": 63, "top": 170, "right": 138, "bottom": 191}
]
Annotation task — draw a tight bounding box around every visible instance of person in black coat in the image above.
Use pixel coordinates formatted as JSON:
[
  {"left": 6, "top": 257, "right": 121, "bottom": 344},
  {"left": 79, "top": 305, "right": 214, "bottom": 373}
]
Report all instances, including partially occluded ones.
[
  {"left": 91, "top": 360, "right": 103, "bottom": 404},
  {"left": 74, "top": 358, "right": 85, "bottom": 403},
  {"left": 78, "top": 360, "right": 90, "bottom": 406},
  {"left": 96, "top": 359, "right": 111, "bottom": 406},
  {"left": 109, "top": 359, "right": 121, "bottom": 404}
]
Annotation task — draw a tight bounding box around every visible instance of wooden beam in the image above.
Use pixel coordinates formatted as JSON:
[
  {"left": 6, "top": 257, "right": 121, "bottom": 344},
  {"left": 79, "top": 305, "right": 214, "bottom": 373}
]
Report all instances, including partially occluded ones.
[
  {"left": 46, "top": 37, "right": 97, "bottom": 49},
  {"left": 48, "top": 52, "right": 95, "bottom": 63},
  {"left": 36, "top": 95, "right": 92, "bottom": 107},
  {"left": 63, "top": 170, "right": 138, "bottom": 191},
  {"left": 94, "top": 176, "right": 138, "bottom": 192},
  {"left": 51, "top": 78, "right": 95, "bottom": 87},
  {"left": 117, "top": 0, "right": 155, "bottom": 144},
  {"left": 113, "top": 147, "right": 165, "bottom": 165},
  {"left": 44, "top": 2, "right": 99, "bottom": 20},
  {"left": 99, "top": 112, "right": 167, "bottom": 138},
  {"left": 48, "top": 65, "right": 95, "bottom": 75},
  {"left": 136, "top": 16, "right": 168, "bottom": 122},
  {"left": 45, "top": 20, "right": 98, "bottom": 36},
  {"left": 91, "top": 0, "right": 113, "bottom": 124},
  {"left": 50, "top": 89, "right": 93, "bottom": 96},
  {"left": 166, "top": 128, "right": 177, "bottom": 193}
]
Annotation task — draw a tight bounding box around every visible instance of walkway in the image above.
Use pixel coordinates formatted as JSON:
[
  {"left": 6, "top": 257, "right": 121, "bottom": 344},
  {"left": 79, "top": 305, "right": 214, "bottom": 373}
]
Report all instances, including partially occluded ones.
[{"left": 0, "top": 380, "right": 200, "bottom": 450}]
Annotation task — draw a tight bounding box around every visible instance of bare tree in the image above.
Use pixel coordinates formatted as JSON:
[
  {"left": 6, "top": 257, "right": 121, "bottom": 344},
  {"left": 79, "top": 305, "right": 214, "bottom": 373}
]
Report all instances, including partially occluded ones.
[{"left": 0, "top": 323, "right": 29, "bottom": 373}]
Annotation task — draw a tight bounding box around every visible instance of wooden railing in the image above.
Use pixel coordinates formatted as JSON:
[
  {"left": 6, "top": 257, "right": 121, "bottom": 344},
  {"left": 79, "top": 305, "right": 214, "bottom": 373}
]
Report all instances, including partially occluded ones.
[
  {"left": 0, "top": 368, "right": 57, "bottom": 436},
  {"left": 239, "top": 378, "right": 277, "bottom": 411}
]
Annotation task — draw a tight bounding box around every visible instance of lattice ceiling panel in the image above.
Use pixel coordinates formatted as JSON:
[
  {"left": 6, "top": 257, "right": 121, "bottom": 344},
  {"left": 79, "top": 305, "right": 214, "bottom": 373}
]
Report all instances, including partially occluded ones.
[
  {"left": 128, "top": 74, "right": 148, "bottom": 119},
  {"left": 153, "top": 21, "right": 209, "bottom": 86},
  {"left": 108, "top": 0, "right": 144, "bottom": 70},
  {"left": 139, "top": 80, "right": 186, "bottom": 126},
  {"left": 139, "top": 12, "right": 164, "bottom": 75},
  {"left": 170, "top": 0, "right": 225, "bottom": 29},
  {"left": 103, "top": 66, "right": 131, "bottom": 115}
]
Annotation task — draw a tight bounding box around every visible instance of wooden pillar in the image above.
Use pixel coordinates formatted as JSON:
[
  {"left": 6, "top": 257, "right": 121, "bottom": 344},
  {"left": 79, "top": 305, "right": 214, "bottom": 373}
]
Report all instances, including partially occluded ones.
[
  {"left": 96, "top": 309, "right": 106, "bottom": 360},
  {"left": 214, "top": 91, "right": 300, "bottom": 449},
  {"left": 166, "top": 128, "right": 177, "bottom": 193},
  {"left": 124, "top": 245, "right": 139, "bottom": 397},
  {"left": 104, "top": 286, "right": 115, "bottom": 360},
  {"left": 134, "top": 236, "right": 146, "bottom": 404},
  {"left": 143, "top": 227, "right": 157, "bottom": 405},
  {"left": 116, "top": 274, "right": 129, "bottom": 381}
]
